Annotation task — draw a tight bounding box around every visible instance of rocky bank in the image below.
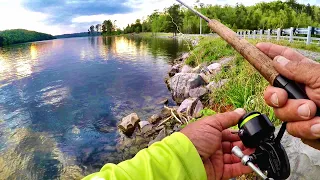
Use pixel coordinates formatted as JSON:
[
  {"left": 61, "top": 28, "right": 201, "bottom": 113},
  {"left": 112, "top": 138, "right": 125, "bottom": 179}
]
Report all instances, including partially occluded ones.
[{"left": 115, "top": 47, "right": 320, "bottom": 179}]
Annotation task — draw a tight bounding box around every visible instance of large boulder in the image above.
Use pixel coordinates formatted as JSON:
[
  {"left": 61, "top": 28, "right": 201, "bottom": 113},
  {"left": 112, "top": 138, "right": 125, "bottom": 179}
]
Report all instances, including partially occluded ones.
[
  {"left": 169, "top": 73, "right": 207, "bottom": 104},
  {"left": 118, "top": 113, "right": 140, "bottom": 136},
  {"left": 189, "top": 86, "right": 208, "bottom": 99},
  {"left": 276, "top": 128, "right": 320, "bottom": 179},
  {"left": 177, "top": 98, "right": 203, "bottom": 117}
]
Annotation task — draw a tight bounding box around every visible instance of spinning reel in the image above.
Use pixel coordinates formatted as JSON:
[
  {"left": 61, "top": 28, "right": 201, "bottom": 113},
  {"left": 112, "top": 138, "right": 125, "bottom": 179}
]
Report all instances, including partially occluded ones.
[{"left": 232, "top": 112, "right": 291, "bottom": 180}]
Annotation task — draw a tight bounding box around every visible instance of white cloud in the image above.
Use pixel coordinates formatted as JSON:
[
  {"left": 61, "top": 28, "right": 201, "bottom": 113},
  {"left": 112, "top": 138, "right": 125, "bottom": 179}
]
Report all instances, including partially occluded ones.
[{"left": 0, "top": 0, "right": 319, "bottom": 35}]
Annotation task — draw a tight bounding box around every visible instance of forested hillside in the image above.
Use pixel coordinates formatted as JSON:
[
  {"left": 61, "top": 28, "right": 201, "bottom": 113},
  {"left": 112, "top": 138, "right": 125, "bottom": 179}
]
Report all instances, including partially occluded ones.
[
  {"left": 123, "top": 0, "right": 320, "bottom": 34},
  {"left": 0, "top": 29, "right": 55, "bottom": 46}
]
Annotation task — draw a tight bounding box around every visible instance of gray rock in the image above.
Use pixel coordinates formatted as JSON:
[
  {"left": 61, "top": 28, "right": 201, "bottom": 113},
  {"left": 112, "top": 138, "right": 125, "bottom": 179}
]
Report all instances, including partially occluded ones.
[
  {"left": 219, "top": 56, "right": 234, "bottom": 65},
  {"left": 156, "top": 98, "right": 169, "bottom": 105},
  {"left": 199, "top": 73, "right": 211, "bottom": 84},
  {"left": 276, "top": 128, "right": 320, "bottom": 180},
  {"left": 148, "top": 128, "right": 167, "bottom": 147},
  {"left": 177, "top": 98, "right": 203, "bottom": 117},
  {"left": 140, "top": 124, "right": 154, "bottom": 137},
  {"left": 174, "top": 53, "right": 189, "bottom": 62},
  {"left": 148, "top": 114, "right": 162, "bottom": 124},
  {"left": 160, "top": 107, "right": 171, "bottom": 119},
  {"left": 168, "top": 63, "right": 182, "bottom": 77},
  {"left": 181, "top": 65, "right": 193, "bottom": 73},
  {"left": 189, "top": 86, "right": 208, "bottom": 98},
  {"left": 118, "top": 113, "right": 140, "bottom": 136},
  {"left": 200, "top": 66, "right": 211, "bottom": 75},
  {"left": 181, "top": 52, "right": 190, "bottom": 60},
  {"left": 169, "top": 73, "right": 207, "bottom": 104},
  {"left": 207, "top": 63, "right": 221, "bottom": 74},
  {"left": 206, "top": 79, "right": 228, "bottom": 91},
  {"left": 138, "top": 121, "right": 150, "bottom": 129}
]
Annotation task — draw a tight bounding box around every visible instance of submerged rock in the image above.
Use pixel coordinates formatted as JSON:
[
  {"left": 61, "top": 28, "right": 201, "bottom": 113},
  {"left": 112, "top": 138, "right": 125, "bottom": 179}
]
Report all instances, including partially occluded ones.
[
  {"left": 118, "top": 113, "right": 140, "bottom": 136},
  {"left": 157, "top": 98, "right": 169, "bottom": 105},
  {"left": 177, "top": 98, "right": 203, "bottom": 117},
  {"left": 169, "top": 73, "right": 207, "bottom": 104}
]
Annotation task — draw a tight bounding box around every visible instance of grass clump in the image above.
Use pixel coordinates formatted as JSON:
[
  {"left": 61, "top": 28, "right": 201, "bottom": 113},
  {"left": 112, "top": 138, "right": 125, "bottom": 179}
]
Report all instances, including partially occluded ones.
[
  {"left": 185, "top": 37, "right": 235, "bottom": 66},
  {"left": 209, "top": 55, "right": 279, "bottom": 125}
]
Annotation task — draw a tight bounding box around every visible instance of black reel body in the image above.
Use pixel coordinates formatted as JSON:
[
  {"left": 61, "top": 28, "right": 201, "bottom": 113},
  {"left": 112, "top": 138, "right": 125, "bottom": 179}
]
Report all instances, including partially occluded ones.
[{"left": 238, "top": 112, "right": 290, "bottom": 180}]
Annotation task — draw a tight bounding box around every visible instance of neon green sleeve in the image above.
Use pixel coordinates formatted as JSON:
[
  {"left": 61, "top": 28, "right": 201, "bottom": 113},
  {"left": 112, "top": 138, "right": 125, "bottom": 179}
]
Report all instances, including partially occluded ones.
[{"left": 82, "top": 132, "right": 207, "bottom": 180}]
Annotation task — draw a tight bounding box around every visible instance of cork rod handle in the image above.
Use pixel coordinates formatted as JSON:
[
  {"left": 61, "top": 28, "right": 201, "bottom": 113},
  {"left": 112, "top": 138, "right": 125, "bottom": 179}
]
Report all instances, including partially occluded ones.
[{"left": 208, "top": 20, "right": 279, "bottom": 84}]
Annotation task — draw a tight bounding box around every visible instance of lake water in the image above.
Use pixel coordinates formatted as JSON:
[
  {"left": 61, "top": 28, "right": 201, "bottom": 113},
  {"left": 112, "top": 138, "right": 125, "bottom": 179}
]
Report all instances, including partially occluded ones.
[{"left": 0, "top": 36, "right": 188, "bottom": 179}]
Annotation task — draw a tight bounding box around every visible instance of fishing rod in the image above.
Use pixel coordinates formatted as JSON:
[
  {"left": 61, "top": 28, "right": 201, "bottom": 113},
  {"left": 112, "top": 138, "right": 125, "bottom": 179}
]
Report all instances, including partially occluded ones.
[{"left": 176, "top": 0, "right": 320, "bottom": 179}]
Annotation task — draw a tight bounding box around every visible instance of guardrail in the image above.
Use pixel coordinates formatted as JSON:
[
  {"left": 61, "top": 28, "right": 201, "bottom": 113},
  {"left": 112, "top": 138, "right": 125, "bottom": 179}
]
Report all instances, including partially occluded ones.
[{"left": 237, "top": 26, "right": 320, "bottom": 45}]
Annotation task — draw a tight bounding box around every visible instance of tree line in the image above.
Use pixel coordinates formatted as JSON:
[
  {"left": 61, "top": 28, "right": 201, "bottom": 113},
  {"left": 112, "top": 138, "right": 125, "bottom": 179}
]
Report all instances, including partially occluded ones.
[
  {"left": 88, "top": 20, "right": 123, "bottom": 36},
  {"left": 89, "top": 0, "right": 320, "bottom": 36},
  {"left": 0, "top": 29, "right": 55, "bottom": 47}
]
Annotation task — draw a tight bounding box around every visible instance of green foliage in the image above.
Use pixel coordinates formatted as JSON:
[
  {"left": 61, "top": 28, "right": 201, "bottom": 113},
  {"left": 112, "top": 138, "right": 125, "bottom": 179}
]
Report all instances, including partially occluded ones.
[
  {"left": 185, "top": 37, "right": 234, "bottom": 66},
  {"left": 0, "top": 36, "right": 4, "bottom": 46},
  {"left": 199, "top": 108, "right": 216, "bottom": 117},
  {"left": 123, "top": 1, "right": 320, "bottom": 35},
  {"left": 211, "top": 55, "right": 279, "bottom": 125},
  {"left": 0, "top": 29, "right": 55, "bottom": 46}
]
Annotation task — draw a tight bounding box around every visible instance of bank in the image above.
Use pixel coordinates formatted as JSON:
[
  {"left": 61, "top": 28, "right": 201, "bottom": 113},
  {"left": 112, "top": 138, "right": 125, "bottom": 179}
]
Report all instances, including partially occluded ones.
[{"left": 115, "top": 35, "right": 320, "bottom": 179}]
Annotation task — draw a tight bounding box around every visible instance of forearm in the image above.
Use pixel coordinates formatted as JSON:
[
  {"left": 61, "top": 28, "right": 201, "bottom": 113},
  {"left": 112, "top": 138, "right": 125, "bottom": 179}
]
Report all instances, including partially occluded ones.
[{"left": 82, "top": 132, "right": 207, "bottom": 180}]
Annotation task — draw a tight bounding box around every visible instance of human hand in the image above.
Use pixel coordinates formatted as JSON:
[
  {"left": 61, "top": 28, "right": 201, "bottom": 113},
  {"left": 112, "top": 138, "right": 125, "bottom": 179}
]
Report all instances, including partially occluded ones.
[
  {"left": 257, "top": 42, "right": 320, "bottom": 150},
  {"left": 181, "top": 109, "right": 254, "bottom": 180}
]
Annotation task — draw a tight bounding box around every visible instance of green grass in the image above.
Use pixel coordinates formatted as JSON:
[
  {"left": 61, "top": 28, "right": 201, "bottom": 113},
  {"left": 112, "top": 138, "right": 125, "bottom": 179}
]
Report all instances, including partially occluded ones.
[
  {"left": 209, "top": 55, "right": 279, "bottom": 125},
  {"left": 185, "top": 37, "right": 234, "bottom": 66},
  {"left": 123, "top": 32, "right": 174, "bottom": 38},
  {"left": 184, "top": 37, "right": 283, "bottom": 125}
]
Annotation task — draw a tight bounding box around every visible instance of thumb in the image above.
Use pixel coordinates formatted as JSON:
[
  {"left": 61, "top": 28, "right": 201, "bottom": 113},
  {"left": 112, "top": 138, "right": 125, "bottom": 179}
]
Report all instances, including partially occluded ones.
[
  {"left": 206, "top": 108, "right": 246, "bottom": 131},
  {"left": 273, "top": 56, "right": 320, "bottom": 87}
]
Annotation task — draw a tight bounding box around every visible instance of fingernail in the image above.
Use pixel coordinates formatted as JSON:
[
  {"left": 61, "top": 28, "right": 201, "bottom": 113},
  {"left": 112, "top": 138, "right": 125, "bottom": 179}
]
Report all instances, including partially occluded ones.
[
  {"left": 234, "top": 108, "right": 246, "bottom": 116},
  {"left": 271, "top": 93, "right": 279, "bottom": 107},
  {"left": 311, "top": 124, "right": 320, "bottom": 137},
  {"left": 298, "top": 104, "right": 311, "bottom": 118},
  {"left": 277, "top": 56, "right": 289, "bottom": 66}
]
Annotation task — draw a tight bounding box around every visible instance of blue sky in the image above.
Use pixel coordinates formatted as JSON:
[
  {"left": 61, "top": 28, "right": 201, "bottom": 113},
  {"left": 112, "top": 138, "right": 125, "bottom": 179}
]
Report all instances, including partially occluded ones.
[{"left": 0, "top": 0, "right": 319, "bottom": 35}]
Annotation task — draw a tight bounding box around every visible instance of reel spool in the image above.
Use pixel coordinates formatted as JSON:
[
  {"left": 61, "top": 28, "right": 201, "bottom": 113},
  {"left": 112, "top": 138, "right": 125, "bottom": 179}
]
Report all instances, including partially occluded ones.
[{"left": 233, "top": 112, "right": 291, "bottom": 180}]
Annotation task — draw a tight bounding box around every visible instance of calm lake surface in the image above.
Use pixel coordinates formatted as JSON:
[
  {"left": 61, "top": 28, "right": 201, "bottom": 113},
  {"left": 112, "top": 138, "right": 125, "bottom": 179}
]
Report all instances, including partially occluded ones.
[{"left": 0, "top": 36, "right": 188, "bottom": 179}]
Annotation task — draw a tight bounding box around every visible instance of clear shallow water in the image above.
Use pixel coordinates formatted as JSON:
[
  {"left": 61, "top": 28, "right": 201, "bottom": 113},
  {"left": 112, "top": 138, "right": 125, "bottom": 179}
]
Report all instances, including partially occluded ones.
[{"left": 0, "top": 36, "right": 188, "bottom": 179}]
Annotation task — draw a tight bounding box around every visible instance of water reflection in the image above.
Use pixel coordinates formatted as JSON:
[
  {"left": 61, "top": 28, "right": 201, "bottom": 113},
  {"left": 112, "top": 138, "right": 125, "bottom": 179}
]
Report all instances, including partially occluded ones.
[
  {"left": 30, "top": 44, "right": 38, "bottom": 60},
  {"left": 0, "top": 36, "right": 188, "bottom": 179}
]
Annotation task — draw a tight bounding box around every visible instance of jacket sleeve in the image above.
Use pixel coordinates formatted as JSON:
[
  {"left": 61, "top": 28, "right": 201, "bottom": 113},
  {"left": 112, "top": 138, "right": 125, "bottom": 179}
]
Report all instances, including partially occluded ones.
[{"left": 82, "top": 132, "right": 207, "bottom": 180}]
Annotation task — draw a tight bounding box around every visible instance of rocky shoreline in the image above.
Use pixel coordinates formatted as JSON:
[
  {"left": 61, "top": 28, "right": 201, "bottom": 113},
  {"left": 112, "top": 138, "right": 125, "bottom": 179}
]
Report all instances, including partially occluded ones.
[
  {"left": 115, "top": 48, "right": 235, "bottom": 160},
  {"left": 114, "top": 45, "right": 320, "bottom": 179}
]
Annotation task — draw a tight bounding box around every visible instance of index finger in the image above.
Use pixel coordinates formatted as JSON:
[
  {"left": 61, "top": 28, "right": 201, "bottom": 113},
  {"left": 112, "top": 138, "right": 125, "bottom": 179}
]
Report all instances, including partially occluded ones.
[{"left": 256, "top": 42, "right": 305, "bottom": 61}]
